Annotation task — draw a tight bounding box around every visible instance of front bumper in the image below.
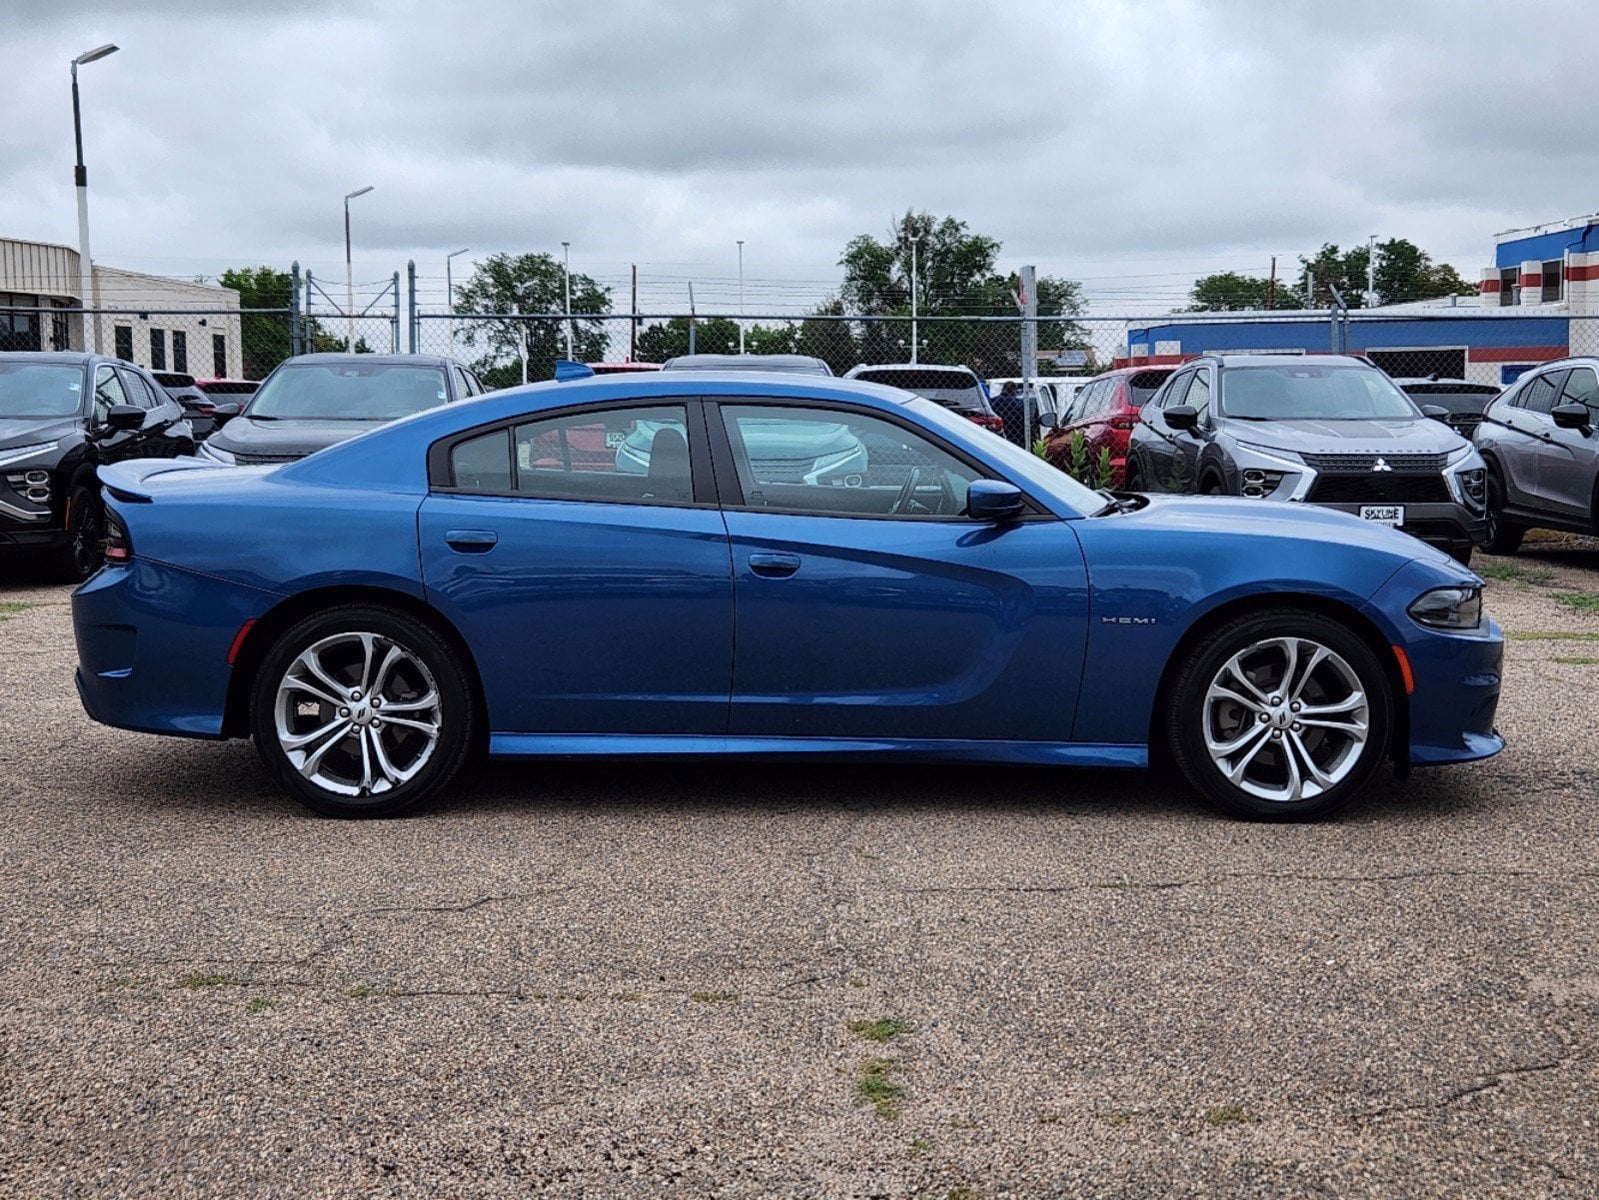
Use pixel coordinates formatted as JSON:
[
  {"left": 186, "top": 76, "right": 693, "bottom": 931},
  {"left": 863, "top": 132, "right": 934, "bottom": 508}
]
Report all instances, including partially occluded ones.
[{"left": 1312, "top": 501, "right": 1485, "bottom": 548}]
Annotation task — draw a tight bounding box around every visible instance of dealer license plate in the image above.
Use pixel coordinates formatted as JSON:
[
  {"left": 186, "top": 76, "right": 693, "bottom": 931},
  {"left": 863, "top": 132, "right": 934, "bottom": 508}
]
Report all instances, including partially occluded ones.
[{"left": 1359, "top": 505, "right": 1403, "bottom": 526}]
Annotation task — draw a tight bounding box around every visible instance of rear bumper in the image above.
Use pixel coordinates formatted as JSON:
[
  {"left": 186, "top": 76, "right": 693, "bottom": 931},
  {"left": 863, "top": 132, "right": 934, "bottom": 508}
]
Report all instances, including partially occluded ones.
[{"left": 73, "top": 559, "right": 280, "bottom": 738}]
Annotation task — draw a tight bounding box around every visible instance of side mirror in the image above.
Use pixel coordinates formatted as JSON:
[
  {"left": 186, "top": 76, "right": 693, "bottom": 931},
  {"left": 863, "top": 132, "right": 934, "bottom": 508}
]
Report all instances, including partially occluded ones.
[
  {"left": 967, "top": 479, "right": 1026, "bottom": 522},
  {"left": 210, "top": 402, "right": 243, "bottom": 426},
  {"left": 1037, "top": 410, "right": 1058, "bottom": 430},
  {"left": 104, "top": 404, "right": 145, "bottom": 432},
  {"left": 1164, "top": 404, "right": 1200, "bottom": 432},
  {"left": 1552, "top": 402, "right": 1592, "bottom": 433},
  {"left": 1420, "top": 404, "right": 1450, "bottom": 421}
]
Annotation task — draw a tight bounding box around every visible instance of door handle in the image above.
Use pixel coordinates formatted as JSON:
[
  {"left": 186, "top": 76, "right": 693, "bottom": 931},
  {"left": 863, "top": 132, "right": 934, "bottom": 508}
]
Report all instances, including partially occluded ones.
[
  {"left": 748, "top": 552, "right": 801, "bottom": 578},
  {"left": 445, "top": 529, "right": 498, "bottom": 553}
]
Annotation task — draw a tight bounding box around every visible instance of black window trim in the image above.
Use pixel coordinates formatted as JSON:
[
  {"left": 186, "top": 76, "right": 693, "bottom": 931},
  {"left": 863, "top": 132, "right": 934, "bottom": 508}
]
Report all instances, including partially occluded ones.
[
  {"left": 703, "top": 395, "right": 1053, "bottom": 523},
  {"left": 427, "top": 395, "right": 719, "bottom": 510}
]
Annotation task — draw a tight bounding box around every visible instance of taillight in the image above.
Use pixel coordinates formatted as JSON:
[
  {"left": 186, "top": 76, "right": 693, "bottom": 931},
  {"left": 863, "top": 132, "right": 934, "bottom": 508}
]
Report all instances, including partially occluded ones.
[
  {"left": 968, "top": 413, "right": 1004, "bottom": 431},
  {"left": 1111, "top": 415, "right": 1136, "bottom": 431},
  {"left": 104, "top": 513, "right": 132, "bottom": 563}
]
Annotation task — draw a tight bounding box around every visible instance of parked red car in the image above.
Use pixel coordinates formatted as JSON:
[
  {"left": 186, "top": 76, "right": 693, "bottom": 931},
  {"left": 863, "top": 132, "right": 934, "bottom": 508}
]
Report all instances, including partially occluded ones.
[{"left": 1043, "top": 366, "right": 1175, "bottom": 486}]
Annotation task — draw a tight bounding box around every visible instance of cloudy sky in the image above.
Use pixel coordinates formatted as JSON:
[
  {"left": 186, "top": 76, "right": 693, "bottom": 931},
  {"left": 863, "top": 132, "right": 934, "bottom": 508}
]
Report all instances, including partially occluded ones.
[{"left": 2, "top": 0, "right": 1595, "bottom": 314}]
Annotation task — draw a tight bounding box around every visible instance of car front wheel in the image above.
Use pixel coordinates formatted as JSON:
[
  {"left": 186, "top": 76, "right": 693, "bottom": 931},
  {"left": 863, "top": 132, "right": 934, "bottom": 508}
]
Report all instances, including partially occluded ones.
[
  {"left": 1167, "top": 610, "right": 1393, "bottom": 821},
  {"left": 250, "top": 605, "right": 475, "bottom": 817},
  {"left": 48, "top": 485, "right": 104, "bottom": 584},
  {"left": 1482, "top": 471, "right": 1525, "bottom": 556}
]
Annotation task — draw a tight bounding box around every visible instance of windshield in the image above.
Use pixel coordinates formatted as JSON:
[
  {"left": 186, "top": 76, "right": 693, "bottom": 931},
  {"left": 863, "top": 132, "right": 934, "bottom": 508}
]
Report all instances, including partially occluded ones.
[
  {"left": 904, "top": 397, "right": 1102, "bottom": 515},
  {"left": 0, "top": 363, "right": 84, "bottom": 418},
  {"left": 1219, "top": 365, "right": 1421, "bottom": 421},
  {"left": 246, "top": 363, "right": 449, "bottom": 421}
]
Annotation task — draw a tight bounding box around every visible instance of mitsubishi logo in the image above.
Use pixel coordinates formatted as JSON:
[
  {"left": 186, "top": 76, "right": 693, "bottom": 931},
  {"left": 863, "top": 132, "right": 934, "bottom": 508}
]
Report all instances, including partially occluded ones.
[{"left": 1373, "top": 457, "right": 1393, "bottom": 472}]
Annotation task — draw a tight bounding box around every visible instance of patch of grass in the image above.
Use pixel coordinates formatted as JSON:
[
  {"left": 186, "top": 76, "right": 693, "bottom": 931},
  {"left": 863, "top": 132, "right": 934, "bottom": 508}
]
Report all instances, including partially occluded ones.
[
  {"left": 1037, "top": 1113, "right": 1063, "bottom": 1125},
  {"left": 176, "top": 972, "right": 238, "bottom": 989},
  {"left": 908, "top": 1136, "right": 932, "bottom": 1156},
  {"left": 848, "top": 978, "right": 866, "bottom": 988},
  {"left": 944, "top": 1116, "right": 980, "bottom": 1130},
  {"left": 1204, "top": 1104, "right": 1253, "bottom": 1127},
  {"left": 1505, "top": 630, "right": 1599, "bottom": 642},
  {"left": 848, "top": 1016, "right": 911, "bottom": 1043},
  {"left": 0, "top": 601, "right": 33, "bottom": 622},
  {"left": 245, "top": 998, "right": 275, "bottom": 1014},
  {"left": 856, "top": 1057, "right": 903, "bottom": 1119},
  {"left": 690, "top": 990, "right": 737, "bottom": 1003},
  {"left": 1100, "top": 1110, "right": 1134, "bottom": 1126},
  {"left": 112, "top": 976, "right": 148, "bottom": 990},
  {"left": 345, "top": 984, "right": 380, "bottom": 998},
  {"left": 945, "top": 1186, "right": 980, "bottom": 1200},
  {"left": 1553, "top": 591, "right": 1599, "bottom": 614},
  {"left": 1553, "top": 655, "right": 1599, "bottom": 665},
  {"left": 1478, "top": 562, "right": 1523, "bottom": 580}
]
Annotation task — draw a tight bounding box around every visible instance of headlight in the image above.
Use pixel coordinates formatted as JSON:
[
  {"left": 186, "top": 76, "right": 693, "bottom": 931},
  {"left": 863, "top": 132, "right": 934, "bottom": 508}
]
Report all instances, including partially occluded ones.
[
  {"left": 197, "top": 441, "right": 237, "bottom": 465},
  {"left": 1458, "top": 467, "right": 1486, "bottom": 508},
  {"left": 1408, "top": 585, "right": 1483, "bottom": 630},
  {"left": 0, "top": 441, "right": 57, "bottom": 469},
  {"left": 1234, "top": 441, "right": 1303, "bottom": 465}
]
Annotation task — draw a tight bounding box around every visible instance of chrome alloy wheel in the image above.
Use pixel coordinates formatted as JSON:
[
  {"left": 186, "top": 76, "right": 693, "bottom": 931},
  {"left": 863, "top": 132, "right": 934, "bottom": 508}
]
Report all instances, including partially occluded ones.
[
  {"left": 1201, "top": 636, "right": 1370, "bottom": 803},
  {"left": 272, "top": 631, "right": 442, "bottom": 797}
]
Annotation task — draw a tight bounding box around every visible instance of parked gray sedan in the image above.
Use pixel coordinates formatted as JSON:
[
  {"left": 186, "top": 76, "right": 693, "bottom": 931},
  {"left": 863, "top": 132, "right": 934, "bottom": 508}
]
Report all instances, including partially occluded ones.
[{"left": 1473, "top": 357, "right": 1599, "bottom": 554}]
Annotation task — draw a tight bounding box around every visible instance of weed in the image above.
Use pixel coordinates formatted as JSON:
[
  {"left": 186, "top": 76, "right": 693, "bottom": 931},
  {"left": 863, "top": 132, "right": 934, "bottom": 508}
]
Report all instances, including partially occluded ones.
[
  {"left": 1554, "top": 591, "right": 1599, "bottom": 614},
  {"left": 1205, "top": 1104, "right": 1253, "bottom": 1126},
  {"left": 0, "top": 601, "right": 32, "bottom": 622},
  {"left": 1100, "top": 1110, "right": 1133, "bottom": 1126},
  {"left": 1553, "top": 655, "right": 1599, "bottom": 665},
  {"left": 856, "top": 1058, "right": 903, "bottom": 1119},
  {"left": 848, "top": 978, "right": 866, "bottom": 988},
  {"left": 944, "top": 1116, "right": 980, "bottom": 1130},
  {"left": 848, "top": 1016, "right": 910, "bottom": 1043},
  {"left": 1037, "top": 1113, "right": 1063, "bottom": 1125},
  {"left": 945, "top": 1186, "right": 980, "bottom": 1200},
  {"left": 112, "top": 977, "right": 148, "bottom": 990},
  {"left": 690, "top": 991, "right": 737, "bottom": 1003},
  {"left": 1505, "top": 630, "right": 1599, "bottom": 642},
  {"left": 1477, "top": 563, "right": 1523, "bottom": 581},
  {"left": 345, "top": 984, "right": 379, "bottom": 998},
  {"left": 909, "top": 1136, "right": 932, "bottom": 1156},
  {"left": 176, "top": 972, "right": 238, "bottom": 989},
  {"left": 246, "top": 998, "right": 275, "bottom": 1014}
]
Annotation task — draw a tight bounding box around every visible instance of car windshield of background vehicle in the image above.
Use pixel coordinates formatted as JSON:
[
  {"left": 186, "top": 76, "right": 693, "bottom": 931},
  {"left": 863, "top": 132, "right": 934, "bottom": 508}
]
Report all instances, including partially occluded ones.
[
  {"left": 246, "top": 364, "right": 449, "bottom": 421},
  {"left": 0, "top": 363, "right": 83, "bottom": 418},
  {"left": 1128, "top": 371, "right": 1171, "bottom": 405},
  {"left": 1219, "top": 365, "right": 1422, "bottom": 421}
]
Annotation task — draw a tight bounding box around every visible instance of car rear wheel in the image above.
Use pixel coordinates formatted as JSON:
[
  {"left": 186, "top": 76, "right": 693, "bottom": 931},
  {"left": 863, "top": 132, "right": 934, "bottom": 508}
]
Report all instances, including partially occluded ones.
[
  {"left": 250, "top": 606, "right": 474, "bottom": 818},
  {"left": 1167, "top": 610, "right": 1393, "bottom": 821},
  {"left": 47, "top": 485, "right": 104, "bottom": 584},
  {"left": 1482, "top": 471, "right": 1525, "bottom": 556}
]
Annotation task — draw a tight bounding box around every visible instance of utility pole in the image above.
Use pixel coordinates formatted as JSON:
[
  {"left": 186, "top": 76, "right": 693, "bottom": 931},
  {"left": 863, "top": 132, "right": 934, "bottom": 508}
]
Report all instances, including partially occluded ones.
[
  {"left": 1018, "top": 265, "right": 1038, "bottom": 448},
  {"left": 1267, "top": 255, "right": 1277, "bottom": 309},
  {"left": 343, "top": 185, "right": 373, "bottom": 350},
  {"left": 1367, "top": 234, "right": 1378, "bottom": 307},
  {"left": 446, "top": 247, "right": 470, "bottom": 350},
  {"left": 630, "top": 263, "right": 638, "bottom": 361},
  {"left": 687, "top": 282, "right": 696, "bottom": 355},
  {"left": 736, "top": 240, "right": 745, "bottom": 354},
  {"left": 71, "top": 44, "right": 118, "bottom": 353},
  {"left": 561, "top": 241, "right": 573, "bottom": 359},
  {"left": 909, "top": 235, "right": 921, "bottom": 364}
]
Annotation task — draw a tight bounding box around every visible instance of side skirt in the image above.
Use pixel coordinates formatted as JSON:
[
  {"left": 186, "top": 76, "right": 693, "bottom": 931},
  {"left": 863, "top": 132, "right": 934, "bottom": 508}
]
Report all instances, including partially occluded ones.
[{"left": 487, "top": 733, "right": 1148, "bottom": 769}]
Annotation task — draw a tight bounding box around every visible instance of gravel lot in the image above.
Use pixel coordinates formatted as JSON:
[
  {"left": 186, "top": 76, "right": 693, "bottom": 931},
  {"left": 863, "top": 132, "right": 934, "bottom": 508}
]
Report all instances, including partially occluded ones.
[{"left": 3, "top": 542, "right": 1598, "bottom": 1199}]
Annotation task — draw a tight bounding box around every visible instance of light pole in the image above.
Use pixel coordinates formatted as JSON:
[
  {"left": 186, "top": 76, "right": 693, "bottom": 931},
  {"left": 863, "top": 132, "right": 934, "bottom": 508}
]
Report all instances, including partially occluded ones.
[
  {"left": 446, "top": 247, "right": 470, "bottom": 348},
  {"left": 560, "top": 242, "right": 574, "bottom": 359},
  {"left": 737, "top": 239, "right": 745, "bottom": 354},
  {"left": 71, "top": 43, "right": 118, "bottom": 354},
  {"left": 909, "top": 235, "right": 921, "bottom": 364},
  {"left": 1367, "top": 233, "right": 1378, "bottom": 308},
  {"left": 343, "top": 185, "right": 373, "bottom": 349}
]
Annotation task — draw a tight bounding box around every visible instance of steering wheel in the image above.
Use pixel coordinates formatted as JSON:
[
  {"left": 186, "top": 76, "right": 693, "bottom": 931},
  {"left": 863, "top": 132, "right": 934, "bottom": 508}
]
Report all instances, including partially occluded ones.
[{"left": 890, "top": 467, "right": 925, "bottom": 516}]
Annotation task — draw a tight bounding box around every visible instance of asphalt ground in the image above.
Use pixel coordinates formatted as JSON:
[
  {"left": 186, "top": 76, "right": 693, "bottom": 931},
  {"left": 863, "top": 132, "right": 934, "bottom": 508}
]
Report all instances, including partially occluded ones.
[{"left": 2, "top": 540, "right": 1598, "bottom": 1199}]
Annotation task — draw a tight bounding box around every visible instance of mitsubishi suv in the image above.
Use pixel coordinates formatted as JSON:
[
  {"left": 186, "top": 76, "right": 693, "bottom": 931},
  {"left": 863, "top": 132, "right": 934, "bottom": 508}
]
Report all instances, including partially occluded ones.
[
  {"left": 1473, "top": 357, "right": 1599, "bottom": 554},
  {"left": 1125, "top": 354, "right": 1487, "bottom": 562}
]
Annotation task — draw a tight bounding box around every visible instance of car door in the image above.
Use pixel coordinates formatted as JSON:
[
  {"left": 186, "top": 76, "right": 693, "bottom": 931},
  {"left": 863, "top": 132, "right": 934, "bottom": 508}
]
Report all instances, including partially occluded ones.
[
  {"left": 124, "top": 366, "right": 187, "bottom": 454},
  {"left": 1138, "top": 369, "right": 1193, "bottom": 491},
  {"left": 1536, "top": 366, "right": 1599, "bottom": 520},
  {"left": 1172, "top": 365, "right": 1213, "bottom": 491},
  {"left": 418, "top": 399, "right": 734, "bottom": 736},
  {"left": 711, "top": 399, "right": 1090, "bottom": 743},
  {"left": 88, "top": 364, "right": 146, "bottom": 464},
  {"left": 1506, "top": 369, "right": 1567, "bottom": 511}
]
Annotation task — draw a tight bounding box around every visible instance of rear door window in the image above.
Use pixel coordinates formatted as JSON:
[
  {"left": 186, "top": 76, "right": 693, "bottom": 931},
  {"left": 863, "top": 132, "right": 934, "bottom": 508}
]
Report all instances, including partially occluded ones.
[
  {"left": 1559, "top": 368, "right": 1599, "bottom": 413},
  {"left": 1519, "top": 371, "right": 1566, "bottom": 416},
  {"left": 93, "top": 365, "right": 128, "bottom": 420},
  {"left": 1128, "top": 371, "right": 1170, "bottom": 407}
]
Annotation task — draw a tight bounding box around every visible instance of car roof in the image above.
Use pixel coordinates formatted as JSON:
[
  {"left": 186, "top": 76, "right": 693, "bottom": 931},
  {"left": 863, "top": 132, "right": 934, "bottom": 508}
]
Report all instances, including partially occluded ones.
[
  {"left": 0, "top": 350, "right": 96, "bottom": 364},
  {"left": 662, "top": 353, "right": 832, "bottom": 374},
  {"left": 275, "top": 353, "right": 460, "bottom": 368},
  {"left": 1198, "top": 353, "right": 1372, "bottom": 369},
  {"left": 847, "top": 362, "right": 978, "bottom": 377}
]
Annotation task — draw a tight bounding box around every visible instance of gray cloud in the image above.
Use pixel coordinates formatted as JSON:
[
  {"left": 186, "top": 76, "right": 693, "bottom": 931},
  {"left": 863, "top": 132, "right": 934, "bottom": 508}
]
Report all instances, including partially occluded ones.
[{"left": 1, "top": 0, "right": 1593, "bottom": 312}]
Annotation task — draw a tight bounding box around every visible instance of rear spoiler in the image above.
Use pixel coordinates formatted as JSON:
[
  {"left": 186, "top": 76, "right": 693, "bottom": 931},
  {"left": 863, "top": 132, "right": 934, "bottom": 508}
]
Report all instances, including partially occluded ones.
[{"left": 97, "top": 458, "right": 217, "bottom": 503}]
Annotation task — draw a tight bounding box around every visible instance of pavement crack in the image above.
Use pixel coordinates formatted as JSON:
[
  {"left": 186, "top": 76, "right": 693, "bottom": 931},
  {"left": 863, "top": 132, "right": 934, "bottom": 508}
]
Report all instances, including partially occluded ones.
[
  {"left": 1355, "top": 1057, "right": 1569, "bottom": 1121},
  {"left": 354, "top": 888, "right": 573, "bottom": 916}
]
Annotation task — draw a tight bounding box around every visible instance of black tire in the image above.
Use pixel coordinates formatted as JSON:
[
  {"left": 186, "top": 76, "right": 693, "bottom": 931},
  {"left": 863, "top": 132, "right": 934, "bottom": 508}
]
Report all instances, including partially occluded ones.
[
  {"left": 46, "top": 485, "right": 104, "bottom": 584},
  {"left": 1166, "top": 609, "right": 1394, "bottom": 821},
  {"left": 249, "top": 605, "right": 475, "bottom": 818},
  {"left": 1482, "top": 470, "right": 1525, "bottom": 556},
  {"left": 1122, "top": 459, "right": 1143, "bottom": 492},
  {"left": 1448, "top": 544, "right": 1474, "bottom": 567},
  {"left": 1200, "top": 475, "right": 1225, "bottom": 496}
]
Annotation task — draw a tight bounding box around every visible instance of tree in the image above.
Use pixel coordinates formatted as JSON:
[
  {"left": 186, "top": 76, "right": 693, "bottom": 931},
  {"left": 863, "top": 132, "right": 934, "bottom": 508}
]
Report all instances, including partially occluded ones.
[
  {"left": 833, "top": 210, "right": 1087, "bottom": 375},
  {"left": 1297, "top": 239, "right": 1477, "bottom": 308},
  {"left": 635, "top": 317, "right": 799, "bottom": 362},
  {"left": 218, "top": 266, "right": 293, "bottom": 378},
  {"left": 1186, "top": 271, "right": 1295, "bottom": 312},
  {"left": 453, "top": 252, "right": 611, "bottom": 388}
]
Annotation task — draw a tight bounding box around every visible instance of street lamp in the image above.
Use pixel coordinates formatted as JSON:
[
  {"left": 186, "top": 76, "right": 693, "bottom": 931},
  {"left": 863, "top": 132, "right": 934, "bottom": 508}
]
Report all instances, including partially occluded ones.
[
  {"left": 1367, "top": 233, "right": 1379, "bottom": 307},
  {"left": 737, "top": 239, "right": 745, "bottom": 354},
  {"left": 561, "top": 241, "right": 573, "bottom": 359},
  {"left": 344, "top": 185, "right": 374, "bottom": 349},
  {"left": 446, "top": 247, "right": 470, "bottom": 348},
  {"left": 908, "top": 234, "right": 921, "bottom": 364},
  {"left": 71, "top": 43, "right": 118, "bottom": 354}
]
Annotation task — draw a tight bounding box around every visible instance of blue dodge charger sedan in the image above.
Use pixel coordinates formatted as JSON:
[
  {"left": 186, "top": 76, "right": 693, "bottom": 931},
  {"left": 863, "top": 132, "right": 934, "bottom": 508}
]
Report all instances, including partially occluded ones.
[{"left": 72, "top": 371, "right": 1503, "bottom": 820}]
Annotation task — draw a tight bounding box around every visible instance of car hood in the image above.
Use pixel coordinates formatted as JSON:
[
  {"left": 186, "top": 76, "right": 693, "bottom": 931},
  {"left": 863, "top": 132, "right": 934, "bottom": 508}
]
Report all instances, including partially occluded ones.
[
  {"left": 209, "top": 416, "right": 381, "bottom": 458},
  {"left": 1220, "top": 417, "right": 1466, "bottom": 455},
  {"left": 1112, "top": 493, "right": 1457, "bottom": 567},
  {"left": 0, "top": 416, "right": 81, "bottom": 451}
]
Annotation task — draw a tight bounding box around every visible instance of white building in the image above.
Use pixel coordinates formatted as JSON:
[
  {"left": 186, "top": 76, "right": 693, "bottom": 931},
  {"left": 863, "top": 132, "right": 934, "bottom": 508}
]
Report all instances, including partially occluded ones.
[{"left": 0, "top": 235, "right": 244, "bottom": 377}]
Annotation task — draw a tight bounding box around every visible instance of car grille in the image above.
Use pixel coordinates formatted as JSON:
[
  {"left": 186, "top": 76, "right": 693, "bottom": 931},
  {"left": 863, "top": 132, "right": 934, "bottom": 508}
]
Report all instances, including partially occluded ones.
[
  {"left": 231, "top": 451, "right": 304, "bottom": 465},
  {"left": 1299, "top": 452, "right": 1450, "bottom": 473},
  {"left": 1306, "top": 474, "right": 1452, "bottom": 504}
]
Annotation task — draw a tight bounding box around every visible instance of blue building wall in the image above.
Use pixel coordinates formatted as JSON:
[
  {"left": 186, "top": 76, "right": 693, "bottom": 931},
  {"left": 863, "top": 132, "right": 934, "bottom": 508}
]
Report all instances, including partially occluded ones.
[{"left": 1495, "top": 224, "right": 1599, "bottom": 269}]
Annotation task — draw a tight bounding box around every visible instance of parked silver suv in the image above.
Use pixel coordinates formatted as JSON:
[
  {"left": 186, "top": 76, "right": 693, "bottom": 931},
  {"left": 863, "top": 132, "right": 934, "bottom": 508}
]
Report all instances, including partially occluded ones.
[{"left": 1473, "top": 358, "right": 1599, "bottom": 554}]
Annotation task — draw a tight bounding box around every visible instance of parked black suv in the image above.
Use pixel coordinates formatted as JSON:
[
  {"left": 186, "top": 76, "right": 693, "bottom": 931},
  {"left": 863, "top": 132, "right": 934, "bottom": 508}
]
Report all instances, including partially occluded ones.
[
  {"left": 0, "top": 351, "right": 195, "bottom": 581},
  {"left": 1472, "top": 357, "right": 1599, "bottom": 554},
  {"left": 196, "top": 353, "right": 484, "bottom": 465},
  {"left": 1124, "top": 354, "right": 1487, "bottom": 562}
]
